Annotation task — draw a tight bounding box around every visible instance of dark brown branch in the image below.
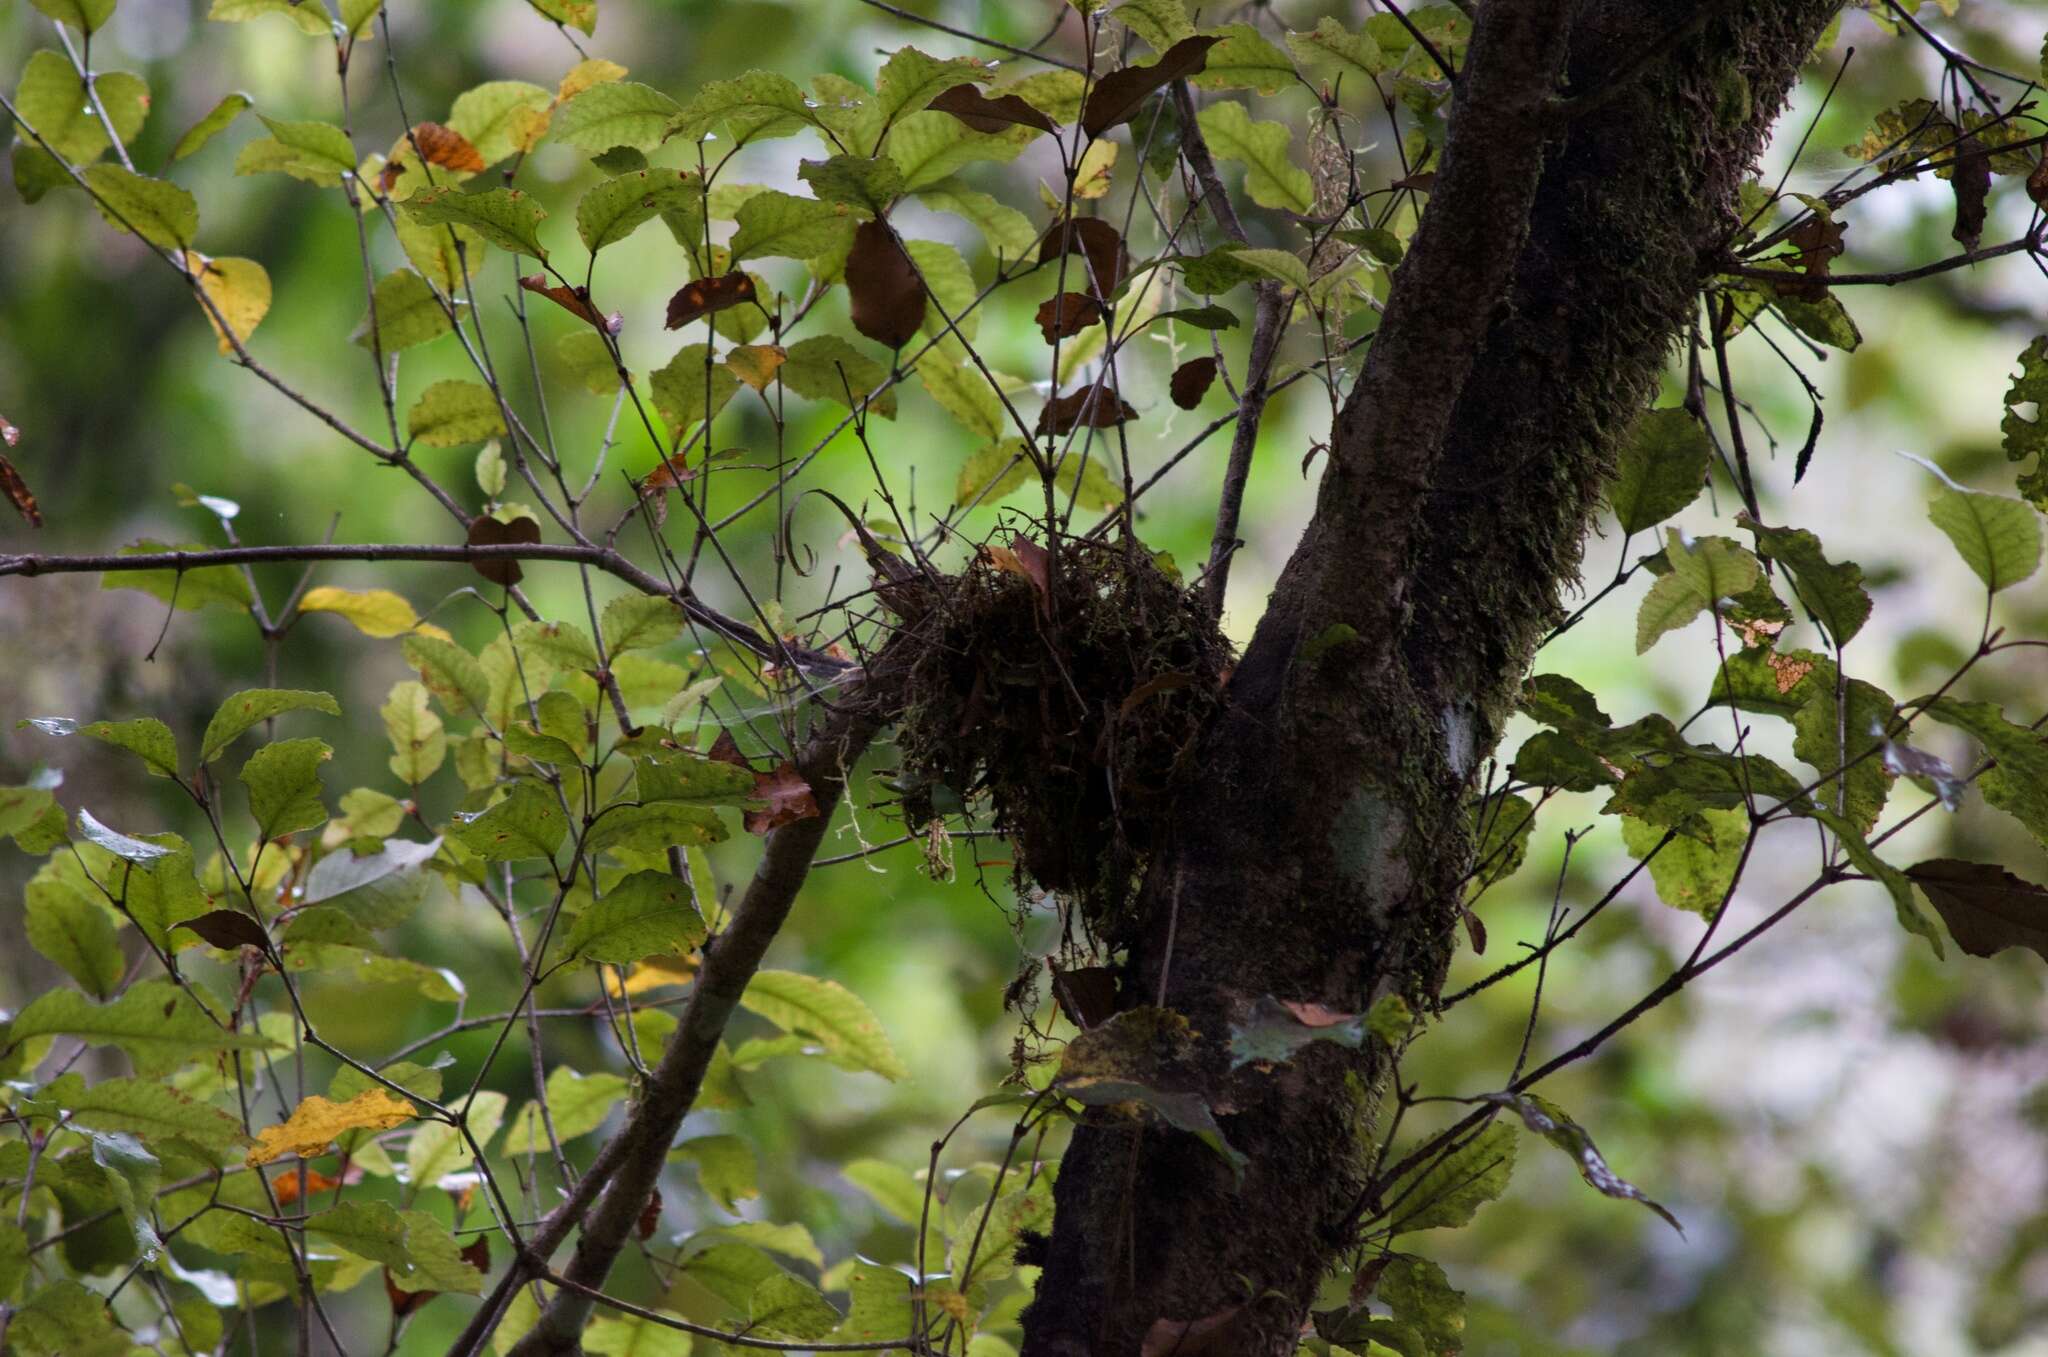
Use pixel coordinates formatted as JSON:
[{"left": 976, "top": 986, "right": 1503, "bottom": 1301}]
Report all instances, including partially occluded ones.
[{"left": 1723, "top": 231, "right": 2040, "bottom": 287}]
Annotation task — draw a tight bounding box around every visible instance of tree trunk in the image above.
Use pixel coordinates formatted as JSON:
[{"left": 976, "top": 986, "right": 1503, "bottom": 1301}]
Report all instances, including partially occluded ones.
[{"left": 1019, "top": 2, "right": 1842, "bottom": 1352}]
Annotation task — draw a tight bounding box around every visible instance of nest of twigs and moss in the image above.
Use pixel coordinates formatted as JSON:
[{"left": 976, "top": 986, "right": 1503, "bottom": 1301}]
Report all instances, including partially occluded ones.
[{"left": 893, "top": 534, "right": 1233, "bottom": 937}]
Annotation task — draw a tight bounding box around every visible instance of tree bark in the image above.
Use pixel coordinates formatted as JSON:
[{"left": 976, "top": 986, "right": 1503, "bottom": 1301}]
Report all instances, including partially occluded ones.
[{"left": 1019, "top": 2, "right": 1843, "bottom": 1353}]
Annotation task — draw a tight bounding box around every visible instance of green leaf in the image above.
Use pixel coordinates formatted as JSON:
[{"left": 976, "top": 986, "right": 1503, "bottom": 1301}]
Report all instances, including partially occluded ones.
[
  {"left": 730, "top": 190, "right": 858, "bottom": 261},
  {"left": 587, "top": 801, "right": 727, "bottom": 854},
  {"left": 200, "top": 688, "right": 339, "bottom": 764},
  {"left": 456, "top": 782, "right": 567, "bottom": 862},
  {"left": 884, "top": 108, "right": 1036, "bottom": 192},
  {"left": 446, "top": 80, "right": 554, "bottom": 167},
  {"left": 956, "top": 439, "right": 1033, "bottom": 507},
  {"left": 562, "top": 870, "right": 706, "bottom": 964},
  {"left": 1287, "top": 16, "right": 1384, "bottom": 83},
  {"left": 29, "top": 1073, "right": 247, "bottom": 1151},
  {"left": 1664, "top": 528, "right": 1762, "bottom": 602},
  {"left": 633, "top": 752, "right": 755, "bottom": 804},
  {"left": 234, "top": 115, "right": 356, "bottom": 187},
  {"left": 552, "top": 81, "right": 684, "bottom": 152},
  {"left": 1610, "top": 408, "right": 1710, "bottom": 534},
  {"left": 739, "top": 970, "right": 910, "bottom": 1080},
  {"left": 1737, "top": 515, "right": 1872, "bottom": 644},
  {"left": 1620, "top": 808, "right": 1747, "bottom": 917},
  {"left": 1792, "top": 675, "right": 1899, "bottom": 833},
  {"left": 797, "top": 155, "right": 904, "bottom": 216},
  {"left": 1189, "top": 24, "right": 1296, "bottom": 94},
  {"left": 384, "top": 1209, "right": 485, "bottom": 1294},
  {"left": 241, "top": 737, "right": 331, "bottom": 838},
  {"left": 557, "top": 330, "right": 623, "bottom": 395},
  {"left": 395, "top": 213, "right": 486, "bottom": 294},
  {"left": 403, "top": 634, "right": 490, "bottom": 718},
  {"left": 1227, "top": 993, "right": 1366, "bottom": 1068},
  {"left": 869, "top": 47, "right": 996, "bottom": 141},
  {"left": 172, "top": 91, "right": 252, "bottom": 161},
  {"left": 61, "top": 717, "right": 180, "bottom": 779},
  {"left": 751, "top": 1273, "right": 841, "bottom": 1340},
  {"left": 351, "top": 269, "right": 452, "bottom": 352},
  {"left": 25, "top": 877, "right": 124, "bottom": 998},
  {"left": 501, "top": 1067, "right": 628, "bottom": 1153},
  {"left": 670, "top": 1134, "right": 759, "bottom": 1212},
  {"left": 1635, "top": 570, "right": 1706, "bottom": 653},
  {"left": 577, "top": 168, "right": 702, "bottom": 253},
  {"left": 1388, "top": 1121, "right": 1516, "bottom": 1233},
  {"left": 14, "top": 52, "right": 146, "bottom": 163},
  {"left": 304, "top": 1201, "right": 412, "bottom": 1270},
  {"left": 1194, "top": 100, "right": 1313, "bottom": 213},
  {"left": 30, "top": 0, "right": 118, "bottom": 33},
  {"left": 914, "top": 181, "right": 1038, "bottom": 261},
  {"left": 405, "top": 1090, "right": 506, "bottom": 1188},
  {"left": 915, "top": 347, "right": 1007, "bottom": 441},
  {"left": 82, "top": 164, "right": 197, "bottom": 249},
  {"left": 381, "top": 680, "right": 446, "bottom": 784},
  {"left": 1509, "top": 729, "right": 1617, "bottom": 792},
  {"left": 405, "top": 186, "right": 548, "bottom": 260},
  {"left": 1054, "top": 452, "right": 1123, "bottom": 510},
  {"left": 1469, "top": 791, "right": 1536, "bottom": 892},
  {"left": 98, "top": 539, "right": 250, "bottom": 613},
  {"left": 511, "top": 618, "right": 601, "bottom": 672},
  {"left": 408, "top": 379, "right": 507, "bottom": 448},
  {"left": 1231, "top": 246, "right": 1311, "bottom": 291},
  {"left": 2000, "top": 335, "right": 2048, "bottom": 508},
  {"left": 668, "top": 70, "right": 818, "bottom": 146},
  {"left": 525, "top": 0, "right": 596, "bottom": 36},
  {"left": 1112, "top": 0, "right": 1191, "bottom": 48},
  {"left": 1906, "top": 858, "right": 2048, "bottom": 962},
  {"left": 1928, "top": 482, "right": 2041, "bottom": 593},
  {"left": 8, "top": 979, "right": 276, "bottom": 1077},
  {"left": 1923, "top": 697, "right": 2048, "bottom": 849},
  {"left": 584, "top": 1312, "right": 693, "bottom": 1357},
  {"left": 1813, "top": 807, "right": 1942, "bottom": 956},
  {"left": 780, "top": 335, "right": 896, "bottom": 418},
  {"left": 1774, "top": 292, "right": 1861, "bottom": 351},
  {"left": 650, "top": 343, "right": 739, "bottom": 433},
  {"left": 601, "top": 594, "right": 683, "bottom": 653}
]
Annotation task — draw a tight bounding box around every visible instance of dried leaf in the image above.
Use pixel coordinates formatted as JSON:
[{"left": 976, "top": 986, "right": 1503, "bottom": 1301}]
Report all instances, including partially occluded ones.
[
  {"left": 409, "top": 122, "right": 487, "bottom": 173},
  {"left": 1141, "top": 1307, "right": 1245, "bottom": 1357},
  {"left": 466, "top": 514, "right": 541, "bottom": 587},
  {"left": 0, "top": 451, "right": 41, "bottom": 528},
  {"left": 1080, "top": 35, "right": 1222, "bottom": 137},
  {"left": 1039, "top": 216, "right": 1128, "bottom": 300},
  {"left": 665, "top": 271, "right": 758, "bottom": 329},
  {"left": 1169, "top": 356, "right": 1218, "bottom": 409},
  {"left": 518, "top": 274, "right": 615, "bottom": 332},
  {"left": 929, "top": 83, "right": 1057, "bottom": 135},
  {"left": 246, "top": 1090, "right": 419, "bottom": 1168},
  {"left": 980, "top": 535, "right": 1051, "bottom": 601},
  {"left": 1050, "top": 963, "right": 1118, "bottom": 1029},
  {"left": 176, "top": 908, "right": 271, "bottom": 952},
  {"left": 1038, "top": 385, "right": 1138, "bottom": 435},
  {"left": 726, "top": 343, "right": 787, "bottom": 391},
  {"left": 635, "top": 1189, "right": 663, "bottom": 1240},
  {"left": 1907, "top": 858, "right": 2048, "bottom": 960},
  {"left": 745, "top": 762, "right": 818, "bottom": 836},
  {"left": 1035, "top": 291, "right": 1103, "bottom": 342},
  {"left": 845, "top": 220, "right": 927, "bottom": 349},
  {"left": 269, "top": 1165, "right": 347, "bottom": 1206},
  {"left": 2027, "top": 154, "right": 2048, "bottom": 210},
  {"left": 1951, "top": 130, "right": 1992, "bottom": 249}
]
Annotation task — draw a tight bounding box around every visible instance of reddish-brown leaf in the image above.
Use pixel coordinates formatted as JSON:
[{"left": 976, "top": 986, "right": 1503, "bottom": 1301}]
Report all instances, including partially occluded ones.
[
  {"left": 1050, "top": 962, "right": 1118, "bottom": 1030},
  {"left": 378, "top": 160, "right": 409, "bottom": 195},
  {"left": 1039, "top": 217, "right": 1128, "bottom": 301},
  {"left": 1037, "top": 385, "right": 1138, "bottom": 435},
  {"left": 0, "top": 451, "right": 41, "bottom": 528},
  {"left": 1080, "top": 35, "right": 1222, "bottom": 138},
  {"left": 745, "top": 761, "right": 819, "bottom": 836},
  {"left": 1168, "top": 356, "right": 1218, "bottom": 409},
  {"left": 1906, "top": 858, "right": 2048, "bottom": 960},
  {"left": 269, "top": 1165, "right": 347, "bottom": 1206},
  {"left": 665, "top": 271, "right": 758, "bottom": 329},
  {"left": 638, "top": 454, "right": 699, "bottom": 496},
  {"left": 1035, "top": 291, "right": 1103, "bottom": 342},
  {"left": 636, "top": 1189, "right": 663, "bottom": 1240},
  {"left": 1139, "top": 1306, "right": 1245, "bottom": 1357},
  {"left": 707, "top": 728, "right": 749, "bottom": 769},
  {"left": 459, "top": 1234, "right": 491, "bottom": 1272},
  {"left": 410, "top": 122, "right": 488, "bottom": 173},
  {"left": 466, "top": 513, "right": 541, "bottom": 587},
  {"left": 929, "top": 83, "right": 1057, "bottom": 136},
  {"left": 518, "top": 274, "right": 616, "bottom": 332},
  {"left": 981, "top": 535, "right": 1051, "bottom": 602},
  {"left": 1950, "top": 132, "right": 1992, "bottom": 249},
  {"left": 385, "top": 1270, "right": 433, "bottom": 1318},
  {"left": 2028, "top": 154, "right": 2048, "bottom": 210},
  {"left": 177, "top": 908, "right": 272, "bottom": 952},
  {"left": 1391, "top": 170, "right": 1438, "bottom": 194},
  {"left": 845, "top": 220, "right": 927, "bottom": 349}
]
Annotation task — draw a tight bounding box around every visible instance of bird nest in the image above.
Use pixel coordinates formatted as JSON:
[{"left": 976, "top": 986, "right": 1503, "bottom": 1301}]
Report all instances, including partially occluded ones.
[{"left": 893, "top": 535, "right": 1232, "bottom": 937}]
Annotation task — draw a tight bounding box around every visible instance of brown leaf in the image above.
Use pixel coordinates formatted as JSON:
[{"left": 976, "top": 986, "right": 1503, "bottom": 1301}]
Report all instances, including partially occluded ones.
[
  {"left": 1278, "top": 999, "right": 1356, "bottom": 1028},
  {"left": 1050, "top": 962, "right": 1118, "bottom": 1030},
  {"left": 1906, "top": 858, "right": 2048, "bottom": 961},
  {"left": 1168, "top": 356, "right": 1218, "bottom": 409},
  {"left": 518, "top": 274, "right": 616, "bottom": 332},
  {"left": 639, "top": 454, "right": 699, "bottom": 496},
  {"left": 410, "top": 122, "right": 488, "bottom": 173},
  {"left": 1037, "top": 385, "right": 1138, "bottom": 435},
  {"left": 2028, "top": 154, "right": 2048, "bottom": 210},
  {"left": 1391, "top": 170, "right": 1438, "bottom": 193},
  {"left": 929, "top": 83, "right": 1056, "bottom": 136},
  {"left": 1775, "top": 213, "right": 1846, "bottom": 301},
  {"left": 1461, "top": 906, "right": 1487, "bottom": 955},
  {"left": 707, "top": 728, "right": 749, "bottom": 769},
  {"left": 385, "top": 1268, "right": 433, "bottom": 1316},
  {"left": 745, "top": 761, "right": 819, "bottom": 835},
  {"left": 981, "top": 535, "right": 1051, "bottom": 602},
  {"left": 1035, "top": 291, "right": 1103, "bottom": 342},
  {"left": 1766, "top": 651, "right": 1813, "bottom": 694},
  {"left": 1118, "top": 671, "right": 1194, "bottom": 719},
  {"left": 845, "top": 220, "right": 927, "bottom": 349},
  {"left": 377, "top": 160, "right": 408, "bottom": 195},
  {"left": 269, "top": 1165, "right": 346, "bottom": 1206},
  {"left": 1081, "top": 35, "right": 1222, "bottom": 138},
  {"left": 0, "top": 451, "right": 41, "bottom": 528},
  {"left": 466, "top": 513, "right": 542, "bottom": 587},
  {"left": 636, "top": 1189, "right": 663, "bottom": 1240},
  {"left": 1950, "top": 131, "right": 1992, "bottom": 249},
  {"left": 459, "top": 1234, "right": 491, "bottom": 1272},
  {"left": 1039, "top": 217, "right": 1128, "bottom": 301},
  {"left": 1140, "top": 1306, "right": 1245, "bottom": 1357},
  {"left": 665, "top": 271, "right": 758, "bottom": 329},
  {"left": 177, "top": 908, "right": 271, "bottom": 952},
  {"left": 725, "top": 343, "right": 786, "bottom": 392}
]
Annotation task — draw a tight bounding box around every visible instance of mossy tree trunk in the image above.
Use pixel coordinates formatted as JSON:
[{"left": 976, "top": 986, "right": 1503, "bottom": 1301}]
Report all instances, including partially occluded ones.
[{"left": 1018, "top": 2, "right": 1843, "bottom": 1352}]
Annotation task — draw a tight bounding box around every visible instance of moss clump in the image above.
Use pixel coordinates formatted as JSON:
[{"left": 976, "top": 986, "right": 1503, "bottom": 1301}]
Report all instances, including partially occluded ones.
[{"left": 894, "top": 536, "right": 1231, "bottom": 935}]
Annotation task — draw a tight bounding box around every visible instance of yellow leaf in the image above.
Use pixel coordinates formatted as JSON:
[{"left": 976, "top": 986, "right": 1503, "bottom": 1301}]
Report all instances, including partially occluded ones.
[
  {"left": 299, "top": 586, "right": 425, "bottom": 638},
  {"left": 513, "top": 104, "right": 554, "bottom": 155},
  {"left": 186, "top": 252, "right": 272, "bottom": 356},
  {"left": 558, "top": 58, "right": 626, "bottom": 102},
  {"left": 725, "top": 344, "right": 787, "bottom": 393},
  {"left": 246, "top": 1089, "right": 419, "bottom": 1168},
  {"left": 603, "top": 953, "right": 699, "bottom": 998},
  {"left": 1070, "top": 138, "right": 1118, "bottom": 200}
]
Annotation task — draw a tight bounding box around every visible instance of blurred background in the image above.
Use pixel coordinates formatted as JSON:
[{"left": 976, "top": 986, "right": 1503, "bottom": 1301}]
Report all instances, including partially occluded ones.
[{"left": 4, "top": 1, "right": 2048, "bottom": 1353}]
